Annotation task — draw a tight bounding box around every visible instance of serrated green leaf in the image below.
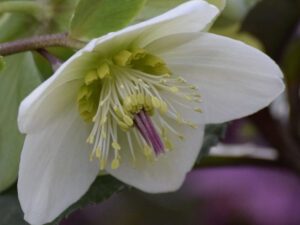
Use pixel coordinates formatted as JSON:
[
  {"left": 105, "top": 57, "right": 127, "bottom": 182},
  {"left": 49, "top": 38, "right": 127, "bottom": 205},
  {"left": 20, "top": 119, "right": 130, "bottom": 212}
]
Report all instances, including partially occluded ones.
[
  {"left": 0, "top": 53, "right": 41, "bottom": 192},
  {"left": 70, "top": 0, "right": 147, "bottom": 41},
  {"left": 49, "top": 175, "right": 126, "bottom": 225},
  {"left": 0, "top": 56, "right": 4, "bottom": 71}
]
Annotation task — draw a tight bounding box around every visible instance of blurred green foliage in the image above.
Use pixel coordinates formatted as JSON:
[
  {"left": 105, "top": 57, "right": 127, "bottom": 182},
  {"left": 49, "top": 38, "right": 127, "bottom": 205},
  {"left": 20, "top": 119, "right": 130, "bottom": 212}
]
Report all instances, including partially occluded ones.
[
  {"left": 0, "top": 186, "right": 27, "bottom": 225},
  {"left": 0, "top": 56, "right": 4, "bottom": 71},
  {"left": 0, "top": 53, "right": 41, "bottom": 192},
  {"left": 70, "top": 0, "right": 147, "bottom": 40}
]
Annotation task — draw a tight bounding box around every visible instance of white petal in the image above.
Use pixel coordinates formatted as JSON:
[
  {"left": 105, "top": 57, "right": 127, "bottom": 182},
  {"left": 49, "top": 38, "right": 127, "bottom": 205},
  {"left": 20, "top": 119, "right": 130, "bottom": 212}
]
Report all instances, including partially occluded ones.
[
  {"left": 18, "top": 105, "right": 98, "bottom": 225},
  {"left": 18, "top": 50, "right": 98, "bottom": 133},
  {"left": 106, "top": 125, "right": 205, "bottom": 193},
  {"left": 152, "top": 32, "right": 285, "bottom": 124}
]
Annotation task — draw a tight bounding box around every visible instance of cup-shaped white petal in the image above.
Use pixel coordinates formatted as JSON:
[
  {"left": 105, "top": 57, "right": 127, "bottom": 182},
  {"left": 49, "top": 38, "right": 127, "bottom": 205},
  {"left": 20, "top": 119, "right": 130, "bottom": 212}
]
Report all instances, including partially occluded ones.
[
  {"left": 107, "top": 125, "right": 205, "bottom": 193},
  {"left": 18, "top": 105, "right": 98, "bottom": 225},
  {"left": 148, "top": 32, "right": 285, "bottom": 124}
]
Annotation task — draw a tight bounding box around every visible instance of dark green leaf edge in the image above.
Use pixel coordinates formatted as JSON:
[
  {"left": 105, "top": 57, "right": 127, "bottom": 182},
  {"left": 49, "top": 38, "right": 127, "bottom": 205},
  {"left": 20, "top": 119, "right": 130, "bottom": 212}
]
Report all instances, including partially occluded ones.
[{"left": 49, "top": 175, "right": 127, "bottom": 225}]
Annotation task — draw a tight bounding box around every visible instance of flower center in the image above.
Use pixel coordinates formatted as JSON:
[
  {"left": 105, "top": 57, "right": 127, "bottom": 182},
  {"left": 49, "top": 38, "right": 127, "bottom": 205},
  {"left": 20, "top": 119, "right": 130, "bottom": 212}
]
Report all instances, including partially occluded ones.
[{"left": 76, "top": 47, "right": 202, "bottom": 170}]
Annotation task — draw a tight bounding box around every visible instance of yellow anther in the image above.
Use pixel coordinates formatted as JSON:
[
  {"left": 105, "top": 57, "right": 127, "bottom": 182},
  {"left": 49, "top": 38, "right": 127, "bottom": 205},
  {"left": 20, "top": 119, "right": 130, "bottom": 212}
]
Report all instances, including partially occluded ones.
[
  {"left": 143, "top": 54, "right": 165, "bottom": 67},
  {"left": 112, "top": 141, "right": 121, "bottom": 150},
  {"left": 151, "top": 96, "right": 160, "bottom": 108},
  {"left": 190, "top": 85, "right": 197, "bottom": 90},
  {"left": 86, "top": 135, "right": 94, "bottom": 144},
  {"left": 97, "top": 63, "right": 110, "bottom": 79},
  {"left": 111, "top": 158, "right": 120, "bottom": 169},
  {"left": 164, "top": 138, "right": 173, "bottom": 151},
  {"left": 118, "top": 121, "right": 130, "bottom": 130},
  {"left": 99, "top": 100, "right": 106, "bottom": 107},
  {"left": 123, "top": 115, "right": 133, "bottom": 126},
  {"left": 143, "top": 145, "right": 152, "bottom": 156},
  {"left": 84, "top": 70, "right": 98, "bottom": 85},
  {"left": 194, "top": 108, "right": 202, "bottom": 113},
  {"left": 185, "top": 95, "right": 193, "bottom": 101},
  {"left": 177, "top": 77, "right": 187, "bottom": 83},
  {"left": 159, "top": 101, "right": 168, "bottom": 114},
  {"left": 89, "top": 152, "right": 94, "bottom": 161},
  {"left": 95, "top": 148, "right": 101, "bottom": 158},
  {"left": 137, "top": 93, "right": 144, "bottom": 105},
  {"left": 169, "top": 86, "right": 179, "bottom": 93},
  {"left": 113, "top": 50, "right": 132, "bottom": 66},
  {"left": 188, "top": 122, "right": 198, "bottom": 129},
  {"left": 176, "top": 112, "right": 184, "bottom": 124},
  {"left": 77, "top": 85, "right": 90, "bottom": 101},
  {"left": 159, "top": 79, "right": 167, "bottom": 84},
  {"left": 114, "top": 107, "right": 124, "bottom": 118},
  {"left": 131, "top": 95, "right": 138, "bottom": 106},
  {"left": 131, "top": 47, "right": 146, "bottom": 60},
  {"left": 152, "top": 64, "right": 171, "bottom": 75},
  {"left": 100, "top": 116, "right": 107, "bottom": 125},
  {"left": 123, "top": 96, "right": 132, "bottom": 106},
  {"left": 100, "top": 159, "right": 106, "bottom": 170},
  {"left": 193, "top": 98, "right": 202, "bottom": 103},
  {"left": 178, "top": 135, "right": 185, "bottom": 141},
  {"left": 101, "top": 131, "right": 107, "bottom": 139},
  {"left": 80, "top": 111, "right": 94, "bottom": 122}
]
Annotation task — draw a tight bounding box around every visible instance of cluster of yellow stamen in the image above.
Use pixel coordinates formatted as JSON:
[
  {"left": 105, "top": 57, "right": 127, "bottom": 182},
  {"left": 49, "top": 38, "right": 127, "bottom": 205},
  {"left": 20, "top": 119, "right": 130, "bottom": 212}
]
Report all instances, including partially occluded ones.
[{"left": 76, "top": 46, "right": 202, "bottom": 170}]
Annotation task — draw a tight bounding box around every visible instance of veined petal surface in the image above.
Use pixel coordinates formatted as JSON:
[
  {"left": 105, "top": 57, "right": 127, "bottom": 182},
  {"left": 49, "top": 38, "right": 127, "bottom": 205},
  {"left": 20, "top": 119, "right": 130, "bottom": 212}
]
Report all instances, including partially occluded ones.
[
  {"left": 107, "top": 125, "right": 205, "bottom": 193},
  {"left": 148, "top": 32, "right": 285, "bottom": 124},
  {"left": 18, "top": 105, "right": 98, "bottom": 225}
]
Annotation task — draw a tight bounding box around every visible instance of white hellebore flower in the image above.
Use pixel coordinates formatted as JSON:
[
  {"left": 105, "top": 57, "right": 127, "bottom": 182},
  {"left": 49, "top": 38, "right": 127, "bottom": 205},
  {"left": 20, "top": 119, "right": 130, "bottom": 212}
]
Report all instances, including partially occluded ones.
[{"left": 17, "top": 0, "right": 284, "bottom": 224}]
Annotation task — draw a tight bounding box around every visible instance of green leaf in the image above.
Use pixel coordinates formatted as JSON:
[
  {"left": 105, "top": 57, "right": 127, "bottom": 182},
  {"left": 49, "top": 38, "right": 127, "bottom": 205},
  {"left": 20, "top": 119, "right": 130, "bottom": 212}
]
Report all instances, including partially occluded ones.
[
  {"left": 0, "top": 53, "right": 41, "bottom": 192},
  {"left": 206, "top": 0, "right": 226, "bottom": 10},
  {"left": 0, "top": 186, "right": 28, "bottom": 225},
  {"left": 0, "top": 14, "right": 37, "bottom": 41},
  {"left": 135, "top": 0, "right": 225, "bottom": 23},
  {"left": 0, "top": 56, "right": 4, "bottom": 71},
  {"left": 50, "top": 175, "right": 126, "bottom": 224},
  {"left": 135, "top": 0, "right": 187, "bottom": 22},
  {"left": 37, "top": 0, "right": 80, "bottom": 33},
  {"left": 70, "top": 0, "right": 147, "bottom": 41},
  {"left": 197, "top": 124, "right": 227, "bottom": 161}
]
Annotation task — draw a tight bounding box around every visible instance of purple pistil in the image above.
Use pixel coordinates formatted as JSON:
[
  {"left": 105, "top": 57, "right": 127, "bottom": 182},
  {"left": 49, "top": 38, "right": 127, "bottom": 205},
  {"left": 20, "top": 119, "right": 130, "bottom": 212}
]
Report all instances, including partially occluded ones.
[{"left": 134, "top": 110, "right": 164, "bottom": 155}]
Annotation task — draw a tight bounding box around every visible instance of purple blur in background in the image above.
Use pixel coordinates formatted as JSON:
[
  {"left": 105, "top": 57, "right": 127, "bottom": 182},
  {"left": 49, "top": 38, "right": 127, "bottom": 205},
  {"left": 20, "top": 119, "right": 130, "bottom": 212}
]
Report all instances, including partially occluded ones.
[{"left": 62, "top": 167, "right": 300, "bottom": 225}]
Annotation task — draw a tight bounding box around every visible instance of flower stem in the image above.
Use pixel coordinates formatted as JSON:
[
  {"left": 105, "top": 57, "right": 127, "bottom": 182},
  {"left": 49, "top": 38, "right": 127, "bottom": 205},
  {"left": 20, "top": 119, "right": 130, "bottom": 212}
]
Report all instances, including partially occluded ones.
[
  {"left": 0, "top": 33, "right": 86, "bottom": 56},
  {"left": 0, "top": 1, "right": 49, "bottom": 20},
  {"left": 37, "top": 49, "right": 63, "bottom": 72}
]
